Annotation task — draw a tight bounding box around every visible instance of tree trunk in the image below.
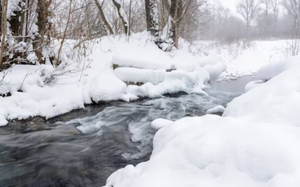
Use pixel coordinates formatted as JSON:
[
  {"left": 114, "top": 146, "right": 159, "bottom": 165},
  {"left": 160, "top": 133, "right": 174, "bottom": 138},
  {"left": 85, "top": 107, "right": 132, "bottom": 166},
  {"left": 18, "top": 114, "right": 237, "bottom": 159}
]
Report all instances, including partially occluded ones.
[
  {"left": 145, "top": 0, "right": 159, "bottom": 39},
  {"left": 33, "top": 0, "right": 52, "bottom": 64},
  {"left": 0, "top": 3, "right": 2, "bottom": 36},
  {"left": 0, "top": 0, "right": 8, "bottom": 69},
  {"left": 169, "top": 0, "right": 180, "bottom": 48},
  {"left": 112, "top": 0, "right": 128, "bottom": 34},
  {"left": 93, "top": 0, "right": 114, "bottom": 35},
  {"left": 9, "top": 1, "right": 24, "bottom": 37}
]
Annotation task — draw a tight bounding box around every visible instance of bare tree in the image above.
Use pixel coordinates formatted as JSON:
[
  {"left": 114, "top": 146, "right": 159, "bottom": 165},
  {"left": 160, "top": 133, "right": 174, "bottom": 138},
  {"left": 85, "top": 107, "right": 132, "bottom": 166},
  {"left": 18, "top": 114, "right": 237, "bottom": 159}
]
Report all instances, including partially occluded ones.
[
  {"left": 282, "top": 0, "right": 300, "bottom": 55},
  {"left": 33, "top": 0, "right": 53, "bottom": 64},
  {"left": 168, "top": 0, "right": 187, "bottom": 48},
  {"left": 258, "top": 0, "right": 272, "bottom": 37},
  {"left": 57, "top": 0, "right": 73, "bottom": 65},
  {"left": 237, "top": 0, "right": 259, "bottom": 31},
  {"left": 270, "top": 0, "right": 279, "bottom": 32},
  {"left": 112, "top": 0, "right": 128, "bottom": 34},
  {"left": 283, "top": 0, "right": 300, "bottom": 31},
  {"left": 93, "top": 0, "right": 114, "bottom": 35}
]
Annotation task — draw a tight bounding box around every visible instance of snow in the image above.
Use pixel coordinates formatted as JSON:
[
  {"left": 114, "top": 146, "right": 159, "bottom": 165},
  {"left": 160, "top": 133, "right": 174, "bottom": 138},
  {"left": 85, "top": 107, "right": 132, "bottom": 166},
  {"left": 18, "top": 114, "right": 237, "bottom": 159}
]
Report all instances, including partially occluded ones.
[
  {"left": 114, "top": 68, "right": 166, "bottom": 85},
  {"left": 111, "top": 48, "right": 173, "bottom": 70},
  {"left": 7, "top": 0, "right": 22, "bottom": 19},
  {"left": 244, "top": 80, "right": 265, "bottom": 92},
  {"left": 206, "top": 105, "right": 225, "bottom": 114},
  {"left": 151, "top": 118, "right": 173, "bottom": 130},
  {"left": 0, "top": 32, "right": 225, "bottom": 126},
  {"left": 89, "top": 67, "right": 127, "bottom": 102},
  {"left": 224, "top": 56, "right": 300, "bottom": 127},
  {"left": 104, "top": 55, "right": 300, "bottom": 187},
  {"left": 195, "top": 40, "right": 293, "bottom": 80},
  {"left": 105, "top": 116, "right": 300, "bottom": 187}
]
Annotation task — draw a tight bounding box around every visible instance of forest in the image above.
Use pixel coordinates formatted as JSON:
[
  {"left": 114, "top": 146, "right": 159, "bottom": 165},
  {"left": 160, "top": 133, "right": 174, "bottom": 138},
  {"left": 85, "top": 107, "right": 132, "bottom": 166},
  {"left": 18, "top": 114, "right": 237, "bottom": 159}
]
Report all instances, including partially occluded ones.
[{"left": 1, "top": 0, "right": 300, "bottom": 70}]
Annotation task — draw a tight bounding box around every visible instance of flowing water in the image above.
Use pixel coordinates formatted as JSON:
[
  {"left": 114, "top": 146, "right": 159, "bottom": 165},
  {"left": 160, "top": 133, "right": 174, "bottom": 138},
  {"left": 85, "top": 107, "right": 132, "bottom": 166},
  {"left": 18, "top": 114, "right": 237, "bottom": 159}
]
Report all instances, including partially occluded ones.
[{"left": 0, "top": 90, "right": 240, "bottom": 187}]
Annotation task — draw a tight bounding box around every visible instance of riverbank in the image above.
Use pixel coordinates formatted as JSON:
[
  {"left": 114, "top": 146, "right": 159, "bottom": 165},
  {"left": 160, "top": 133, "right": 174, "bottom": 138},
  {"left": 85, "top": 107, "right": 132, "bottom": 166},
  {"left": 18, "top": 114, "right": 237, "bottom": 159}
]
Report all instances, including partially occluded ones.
[
  {"left": 105, "top": 55, "right": 300, "bottom": 187},
  {"left": 0, "top": 32, "right": 227, "bottom": 127}
]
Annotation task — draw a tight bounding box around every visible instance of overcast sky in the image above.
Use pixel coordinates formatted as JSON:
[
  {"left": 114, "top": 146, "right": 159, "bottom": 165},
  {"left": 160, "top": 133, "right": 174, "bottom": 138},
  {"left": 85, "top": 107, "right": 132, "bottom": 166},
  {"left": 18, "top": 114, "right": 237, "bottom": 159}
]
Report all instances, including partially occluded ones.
[{"left": 218, "top": 0, "right": 239, "bottom": 12}]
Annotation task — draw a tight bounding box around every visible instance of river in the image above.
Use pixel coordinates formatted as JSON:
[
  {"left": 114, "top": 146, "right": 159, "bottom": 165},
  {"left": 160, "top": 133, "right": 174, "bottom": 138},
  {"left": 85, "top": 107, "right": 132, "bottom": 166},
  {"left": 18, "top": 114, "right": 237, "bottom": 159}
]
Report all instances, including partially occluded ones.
[{"left": 0, "top": 89, "right": 241, "bottom": 187}]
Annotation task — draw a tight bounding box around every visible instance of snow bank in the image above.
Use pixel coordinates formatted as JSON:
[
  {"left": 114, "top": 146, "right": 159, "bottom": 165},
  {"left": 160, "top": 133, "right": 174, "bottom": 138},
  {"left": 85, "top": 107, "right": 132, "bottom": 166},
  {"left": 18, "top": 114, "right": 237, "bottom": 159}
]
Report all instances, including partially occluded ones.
[
  {"left": 256, "top": 55, "right": 300, "bottom": 81},
  {"left": 224, "top": 55, "right": 300, "bottom": 127},
  {"left": 244, "top": 80, "right": 265, "bottom": 92},
  {"left": 89, "top": 68, "right": 127, "bottom": 102},
  {"left": 0, "top": 32, "right": 226, "bottom": 126},
  {"left": 126, "top": 67, "right": 210, "bottom": 98},
  {"left": 114, "top": 68, "right": 166, "bottom": 85},
  {"left": 206, "top": 105, "right": 225, "bottom": 114},
  {"left": 106, "top": 116, "right": 300, "bottom": 187},
  {"left": 104, "top": 55, "right": 300, "bottom": 187},
  {"left": 151, "top": 118, "right": 173, "bottom": 130},
  {"left": 112, "top": 52, "right": 173, "bottom": 70}
]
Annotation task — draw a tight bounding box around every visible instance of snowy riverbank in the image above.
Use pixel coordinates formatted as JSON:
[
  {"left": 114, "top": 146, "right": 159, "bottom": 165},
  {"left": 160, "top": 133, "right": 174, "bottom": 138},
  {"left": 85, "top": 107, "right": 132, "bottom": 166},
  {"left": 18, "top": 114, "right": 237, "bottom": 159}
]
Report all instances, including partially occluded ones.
[
  {"left": 104, "top": 55, "right": 300, "bottom": 187},
  {"left": 0, "top": 32, "right": 226, "bottom": 126}
]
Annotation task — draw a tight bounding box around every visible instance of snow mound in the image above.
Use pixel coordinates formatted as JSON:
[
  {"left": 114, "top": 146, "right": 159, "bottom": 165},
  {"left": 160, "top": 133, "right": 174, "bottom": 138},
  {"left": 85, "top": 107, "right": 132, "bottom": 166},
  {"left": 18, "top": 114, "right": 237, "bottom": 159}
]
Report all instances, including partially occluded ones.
[
  {"left": 112, "top": 53, "right": 173, "bottom": 70},
  {"left": 151, "top": 118, "right": 173, "bottom": 130},
  {"left": 89, "top": 68, "right": 127, "bottom": 102},
  {"left": 244, "top": 80, "right": 265, "bottom": 92},
  {"left": 104, "top": 55, "right": 300, "bottom": 187},
  {"left": 206, "top": 105, "right": 225, "bottom": 114},
  {"left": 105, "top": 115, "right": 300, "bottom": 187},
  {"left": 114, "top": 68, "right": 166, "bottom": 85},
  {"left": 224, "top": 55, "right": 300, "bottom": 127}
]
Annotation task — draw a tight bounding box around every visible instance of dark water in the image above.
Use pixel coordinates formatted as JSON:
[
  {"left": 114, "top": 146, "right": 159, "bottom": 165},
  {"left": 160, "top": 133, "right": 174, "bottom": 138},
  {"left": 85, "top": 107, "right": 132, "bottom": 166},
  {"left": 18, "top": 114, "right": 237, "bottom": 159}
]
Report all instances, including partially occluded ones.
[{"left": 0, "top": 90, "right": 239, "bottom": 187}]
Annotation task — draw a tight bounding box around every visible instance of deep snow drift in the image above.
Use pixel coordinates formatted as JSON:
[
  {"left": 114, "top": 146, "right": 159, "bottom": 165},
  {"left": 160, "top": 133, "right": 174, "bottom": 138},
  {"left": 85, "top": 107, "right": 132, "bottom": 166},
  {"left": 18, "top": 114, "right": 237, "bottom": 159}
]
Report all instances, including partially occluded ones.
[
  {"left": 104, "top": 55, "right": 300, "bottom": 187},
  {"left": 0, "top": 32, "right": 225, "bottom": 126}
]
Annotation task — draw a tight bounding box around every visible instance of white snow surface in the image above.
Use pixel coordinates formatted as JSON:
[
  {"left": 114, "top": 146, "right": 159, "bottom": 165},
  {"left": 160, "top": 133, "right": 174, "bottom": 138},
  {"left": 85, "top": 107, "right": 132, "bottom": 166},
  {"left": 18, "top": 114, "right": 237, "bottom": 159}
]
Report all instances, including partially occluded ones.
[
  {"left": 194, "top": 40, "right": 294, "bottom": 80},
  {"left": 0, "top": 32, "right": 225, "bottom": 126},
  {"left": 151, "top": 118, "right": 173, "bottom": 130},
  {"left": 104, "top": 55, "right": 300, "bottom": 187},
  {"left": 206, "top": 105, "right": 225, "bottom": 114}
]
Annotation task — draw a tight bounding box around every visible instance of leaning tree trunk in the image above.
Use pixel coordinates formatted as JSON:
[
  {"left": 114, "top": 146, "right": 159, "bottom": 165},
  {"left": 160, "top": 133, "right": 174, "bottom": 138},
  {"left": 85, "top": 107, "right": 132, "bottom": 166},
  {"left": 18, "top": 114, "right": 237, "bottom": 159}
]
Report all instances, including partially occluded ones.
[
  {"left": 112, "top": 0, "right": 128, "bottom": 35},
  {"left": 33, "top": 0, "right": 52, "bottom": 64},
  {"left": 145, "top": 0, "right": 159, "bottom": 39},
  {"left": 94, "top": 0, "right": 114, "bottom": 35}
]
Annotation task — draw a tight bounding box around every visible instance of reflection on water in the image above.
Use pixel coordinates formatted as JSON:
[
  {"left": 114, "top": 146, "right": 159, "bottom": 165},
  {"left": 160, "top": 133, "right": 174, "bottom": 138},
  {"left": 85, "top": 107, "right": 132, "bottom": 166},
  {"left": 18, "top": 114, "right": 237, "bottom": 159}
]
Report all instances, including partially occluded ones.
[{"left": 0, "top": 90, "right": 239, "bottom": 187}]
